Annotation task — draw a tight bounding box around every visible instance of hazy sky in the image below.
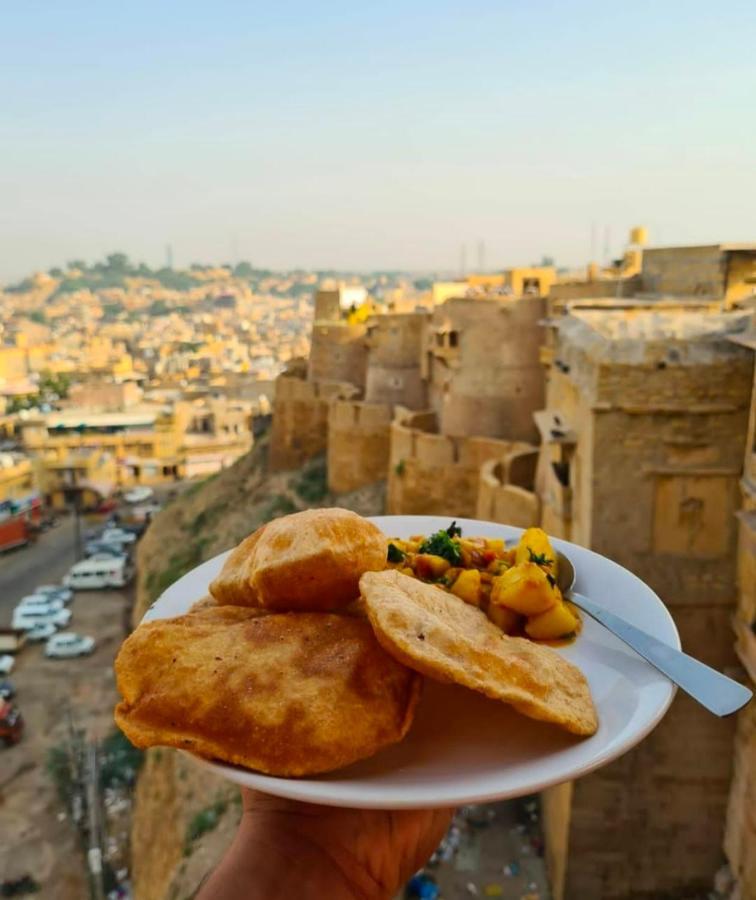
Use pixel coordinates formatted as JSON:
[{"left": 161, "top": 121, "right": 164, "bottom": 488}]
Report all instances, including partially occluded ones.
[{"left": 1, "top": 1, "right": 755, "bottom": 281}]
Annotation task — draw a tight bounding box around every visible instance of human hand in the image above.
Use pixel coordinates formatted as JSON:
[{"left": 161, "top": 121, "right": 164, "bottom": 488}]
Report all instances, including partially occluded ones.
[{"left": 197, "top": 788, "right": 454, "bottom": 899}]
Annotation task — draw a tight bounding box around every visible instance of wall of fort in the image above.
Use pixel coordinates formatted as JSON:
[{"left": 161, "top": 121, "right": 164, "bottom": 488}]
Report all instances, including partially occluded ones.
[
  {"left": 541, "top": 314, "right": 754, "bottom": 899},
  {"left": 307, "top": 321, "right": 368, "bottom": 388},
  {"left": 387, "top": 410, "right": 532, "bottom": 517},
  {"left": 427, "top": 296, "right": 545, "bottom": 443},
  {"left": 269, "top": 371, "right": 357, "bottom": 471},
  {"left": 641, "top": 245, "right": 727, "bottom": 297},
  {"left": 476, "top": 449, "right": 540, "bottom": 529},
  {"left": 326, "top": 400, "right": 393, "bottom": 494},
  {"left": 364, "top": 312, "right": 428, "bottom": 409},
  {"left": 724, "top": 349, "right": 756, "bottom": 900}
]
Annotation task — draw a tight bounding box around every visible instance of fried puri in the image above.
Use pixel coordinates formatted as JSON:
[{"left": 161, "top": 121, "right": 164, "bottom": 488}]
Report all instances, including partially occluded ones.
[
  {"left": 114, "top": 606, "right": 422, "bottom": 775},
  {"left": 360, "top": 570, "right": 598, "bottom": 736},
  {"left": 209, "top": 508, "right": 387, "bottom": 611}
]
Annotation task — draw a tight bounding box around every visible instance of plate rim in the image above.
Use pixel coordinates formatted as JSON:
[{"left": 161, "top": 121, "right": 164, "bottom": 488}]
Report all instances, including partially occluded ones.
[{"left": 143, "top": 514, "right": 680, "bottom": 808}]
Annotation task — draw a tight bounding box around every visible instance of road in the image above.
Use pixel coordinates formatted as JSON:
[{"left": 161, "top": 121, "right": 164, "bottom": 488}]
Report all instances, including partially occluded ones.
[
  {"left": 0, "top": 583, "right": 130, "bottom": 894},
  {"left": 0, "top": 516, "right": 79, "bottom": 625}
]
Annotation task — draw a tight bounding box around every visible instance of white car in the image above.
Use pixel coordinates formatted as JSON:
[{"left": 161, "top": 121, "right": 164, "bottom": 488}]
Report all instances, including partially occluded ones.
[
  {"left": 45, "top": 633, "right": 95, "bottom": 658},
  {"left": 35, "top": 585, "right": 74, "bottom": 604},
  {"left": 12, "top": 607, "right": 71, "bottom": 631},
  {"left": 18, "top": 594, "right": 65, "bottom": 612},
  {"left": 0, "top": 655, "right": 14, "bottom": 675},
  {"left": 100, "top": 528, "right": 136, "bottom": 545},
  {"left": 27, "top": 622, "right": 57, "bottom": 642},
  {"left": 124, "top": 486, "right": 154, "bottom": 504},
  {"left": 87, "top": 550, "right": 128, "bottom": 562}
]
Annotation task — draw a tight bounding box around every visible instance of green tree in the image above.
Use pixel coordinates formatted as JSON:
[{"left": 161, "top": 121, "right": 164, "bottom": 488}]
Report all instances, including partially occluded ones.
[
  {"left": 105, "top": 252, "right": 130, "bottom": 272},
  {"left": 233, "top": 261, "right": 254, "bottom": 278},
  {"left": 39, "top": 370, "right": 71, "bottom": 399}
]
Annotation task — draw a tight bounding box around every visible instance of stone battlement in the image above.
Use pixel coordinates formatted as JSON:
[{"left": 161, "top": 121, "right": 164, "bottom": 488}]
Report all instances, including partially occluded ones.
[
  {"left": 476, "top": 449, "right": 540, "bottom": 529},
  {"left": 327, "top": 400, "right": 394, "bottom": 494},
  {"left": 388, "top": 410, "right": 532, "bottom": 517},
  {"left": 269, "top": 371, "right": 358, "bottom": 471}
]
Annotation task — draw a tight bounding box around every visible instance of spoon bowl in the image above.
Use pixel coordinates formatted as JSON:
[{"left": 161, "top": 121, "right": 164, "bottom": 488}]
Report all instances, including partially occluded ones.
[{"left": 556, "top": 551, "right": 576, "bottom": 596}]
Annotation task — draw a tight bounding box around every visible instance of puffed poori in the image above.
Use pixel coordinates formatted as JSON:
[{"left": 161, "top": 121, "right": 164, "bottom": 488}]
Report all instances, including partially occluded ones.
[
  {"left": 115, "top": 605, "right": 422, "bottom": 776},
  {"left": 209, "top": 507, "right": 386, "bottom": 611},
  {"left": 360, "top": 569, "right": 598, "bottom": 736}
]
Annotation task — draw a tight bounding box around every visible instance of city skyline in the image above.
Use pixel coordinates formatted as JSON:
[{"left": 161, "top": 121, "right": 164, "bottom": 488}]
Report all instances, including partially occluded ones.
[{"left": 2, "top": 1, "right": 755, "bottom": 281}]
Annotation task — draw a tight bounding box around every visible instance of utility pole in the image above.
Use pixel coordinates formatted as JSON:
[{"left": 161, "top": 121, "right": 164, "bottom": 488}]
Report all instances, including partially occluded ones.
[
  {"left": 71, "top": 451, "right": 83, "bottom": 561},
  {"left": 85, "top": 743, "right": 105, "bottom": 900}
]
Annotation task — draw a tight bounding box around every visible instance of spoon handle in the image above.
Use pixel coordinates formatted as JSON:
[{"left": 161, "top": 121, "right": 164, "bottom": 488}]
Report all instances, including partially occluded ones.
[{"left": 570, "top": 592, "right": 752, "bottom": 717}]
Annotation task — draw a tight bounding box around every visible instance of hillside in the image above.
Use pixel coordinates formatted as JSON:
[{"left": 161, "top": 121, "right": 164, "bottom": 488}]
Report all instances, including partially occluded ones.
[{"left": 129, "top": 435, "right": 386, "bottom": 900}]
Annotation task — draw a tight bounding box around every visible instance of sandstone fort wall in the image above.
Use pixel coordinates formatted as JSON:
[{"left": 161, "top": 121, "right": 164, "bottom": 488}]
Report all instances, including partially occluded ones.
[
  {"left": 388, "top": 410, "right": 532, "bottom": 517},
  {"left": 307, "top": 322, "right": 368, "bottom": 388},
  {"left": 327, "top": 400, "right": 393, "bottom": 494},
  {"left": 428, "top": 296, "right": 545, "bottom": 443},
  {"left": 269, "top": 372, "right": 356, "bottom": 471}
]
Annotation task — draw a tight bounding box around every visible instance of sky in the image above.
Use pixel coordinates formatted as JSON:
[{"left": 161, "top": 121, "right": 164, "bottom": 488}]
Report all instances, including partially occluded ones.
[{"left": 1, "top": 0, "right": 755, "bottom": 281}]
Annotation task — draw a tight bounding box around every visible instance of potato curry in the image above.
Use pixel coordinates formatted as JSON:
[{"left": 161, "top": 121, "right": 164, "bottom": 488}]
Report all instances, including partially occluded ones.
[{"left": 386, "top": 524, "right": 579, "bottom": 642}]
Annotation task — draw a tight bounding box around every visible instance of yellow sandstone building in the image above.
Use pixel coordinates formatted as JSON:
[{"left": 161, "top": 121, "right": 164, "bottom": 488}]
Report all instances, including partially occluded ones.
[{"left": 266, "top": 237, "right": 756, "bottom": 900}]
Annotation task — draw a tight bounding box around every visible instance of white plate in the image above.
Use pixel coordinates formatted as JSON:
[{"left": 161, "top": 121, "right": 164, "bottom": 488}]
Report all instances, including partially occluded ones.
[{"left": 143, "top": 515, "right": 679, "bottom": 809}]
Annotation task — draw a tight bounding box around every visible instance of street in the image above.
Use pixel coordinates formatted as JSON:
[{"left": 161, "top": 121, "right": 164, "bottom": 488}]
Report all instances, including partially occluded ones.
[
  {"left": 0, "top": 516, "right": 79, "bottom": 624},
  {"left": 0, "top": 518, "right": 132, "bottom": 895}
]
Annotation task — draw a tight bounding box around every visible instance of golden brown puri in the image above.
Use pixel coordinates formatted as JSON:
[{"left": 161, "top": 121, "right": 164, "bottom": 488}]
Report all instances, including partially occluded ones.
[
  {"left": 360, "top": 570, "right": 598, "bottom": 737},
  {"left": 114, "top": 607, "right": 422, "bottom": 776},
  {"left": 188, "top": 594, "right": 217, "bottom": 613},
  {"left": 209, "top": 508, "right": 387, "bottom": 612}
]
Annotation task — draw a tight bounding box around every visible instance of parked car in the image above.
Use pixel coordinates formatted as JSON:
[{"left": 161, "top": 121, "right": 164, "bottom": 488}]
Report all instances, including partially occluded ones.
[
  {"left": 18, "top": 594, "right": 65, "bottom": 612},
  {"left": 100, "top": 528, "right": 136, "bottom": 545},
  {"left": 34, "top": 584, "right": 73, "bottom": 604},
  {"left": 0, "top": 629, "right": 26, "bottom": 655},
  {"left": 0, "top": 655, "right": 15, "bottom": 676},
  {"left": 84, "top": 539, "right": 126, "bottom": 557},
  {"left": 0, "top": 680, "right": 15, "bottom": 700},
  {"left": 12, "top": 607, "right": 71, "bottom": 631},
  {"left": 108, "top": 520, "right": 146, "bottom": 538},
  {"left": 63, "top": 557, "right": 133, "bottom": 590},
  {"left": 27, "top": 622, "right": 57, "bottom": 642},
  {"left": 124, "top": 486, "right": 154, "bottom": 504},
  {"left": 0, "top": 699, "right": 23, "bottom": 745},
  {"left": 45, "top": 633, "right": 96, "bottom": 658}
]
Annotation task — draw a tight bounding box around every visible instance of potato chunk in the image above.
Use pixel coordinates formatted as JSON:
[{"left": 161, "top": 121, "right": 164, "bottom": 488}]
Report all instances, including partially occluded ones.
[
  {"left": 515, "top": 527, "right": 557, "bottom": 575},
  {"left": 490, "top": 562, "right": 558, "bottom": 615},
  {"left": 525, "top": 599, "right": 578, "bottom": 640},
  {"left": 487, "top": 603, "right": 521, "bottom": 635},
  {"left": 413, "top": 554, "right": 450, "bottom": 580},
  {"left": 450, "top": 568, "right": 482, "bottom": 607}
]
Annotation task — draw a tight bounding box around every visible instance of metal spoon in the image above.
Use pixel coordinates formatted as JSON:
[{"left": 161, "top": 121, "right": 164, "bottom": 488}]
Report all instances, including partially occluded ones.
[{"left": 555, "top": 551, "right": 752, "bottom": 717}]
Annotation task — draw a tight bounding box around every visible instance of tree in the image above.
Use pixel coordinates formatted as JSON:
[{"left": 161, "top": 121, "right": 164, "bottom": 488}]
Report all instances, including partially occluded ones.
[
  {"left": 66, "top": 259, "right": 87, "bottom": 271},
  {"left": 39, "top": 370, "right": 71, "bottom": 399},
  {"left": 29, "top": 310, "right": 46, "bottom": 324},
  {"left": 48, "top": 267, "right": 63, "bottom": 277},
  {"left": 105, "top": 252, "right": 130, "bottom": 272},
  {"left": 233, "top": 261, "right": 254, "bottom": 278}
]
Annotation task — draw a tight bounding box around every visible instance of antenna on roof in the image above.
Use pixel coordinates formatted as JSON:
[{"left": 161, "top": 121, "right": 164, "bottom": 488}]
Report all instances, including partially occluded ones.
[
  {"left": 477, "top": 240, "right": 486, "bottom": 272},
  {"left": 165, "top": 244, "right": 174, "bottom": 269}
]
